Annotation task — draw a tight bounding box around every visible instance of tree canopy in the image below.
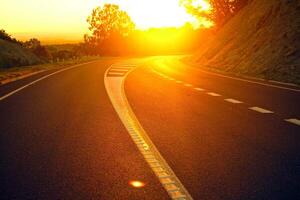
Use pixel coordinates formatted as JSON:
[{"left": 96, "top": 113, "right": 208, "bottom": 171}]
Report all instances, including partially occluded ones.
[
  {"left": 0, "top": 29, "right": 22, "bottom": 45},
  {"left": 86, "top": 4, "right": 135, "bottom": 46},
  {"left": 181, "top": 0, "right": 249, "bottom": 27}
]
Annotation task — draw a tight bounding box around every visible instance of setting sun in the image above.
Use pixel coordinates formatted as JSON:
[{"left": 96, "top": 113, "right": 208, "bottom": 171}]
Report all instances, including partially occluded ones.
[
  {"left": 101, "top": 0, "right": 213, "bottom": 29},
  {"left": 1, "top": 0, "right": 212, "bottom": 43}
]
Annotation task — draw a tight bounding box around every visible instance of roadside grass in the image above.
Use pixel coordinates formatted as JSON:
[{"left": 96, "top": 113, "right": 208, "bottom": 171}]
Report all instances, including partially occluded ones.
[{"left": 0, "top": 56, "right": 101, "bottom": 85}]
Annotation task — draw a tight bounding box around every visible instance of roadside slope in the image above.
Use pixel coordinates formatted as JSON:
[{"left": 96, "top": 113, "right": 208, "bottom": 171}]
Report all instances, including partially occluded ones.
[
  {"left": 192, "top": 0, "right": 300, "bottom": 84},
  {"left": 0, "top": 39, "right": 43, "bottom": 68}
]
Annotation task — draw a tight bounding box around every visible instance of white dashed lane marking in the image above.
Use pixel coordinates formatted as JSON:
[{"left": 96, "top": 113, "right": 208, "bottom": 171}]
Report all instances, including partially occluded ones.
[
  {"left": 110, "top": 69, "right": 130, "bottom": 72},
  {"left": 285, "top": 119, "right": 300, "bottom": 126},
  {"left": 107, "top": 72, "right": 126, "bottom": 76},
  {"left": 151, "top": 69, "right": 300, "bottom": 126},
  {"left": 225, "top": 98, "right": 243, "bottom": 104},
  {"left": 249, "top": 107, "right": 274, "bottom": 114},
  {"left": 184, "top": 83, "right": 193, "bottom": 87},
  {"left": 110, "top": 66, "right": 134, "bottom": 69},
  {"left": 194, "top": 87, "right": 205, "bottom": 91},
  {"left": 207, "top": 92, "right": 221, "bottom": 97},
  {"left": 107, "top": 65, "right": 135, "bottom": 77}
]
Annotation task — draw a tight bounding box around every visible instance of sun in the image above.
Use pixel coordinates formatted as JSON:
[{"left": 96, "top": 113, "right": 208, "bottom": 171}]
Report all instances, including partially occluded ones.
[{"left": 99, "top": 0, "right": 213, "bottom": 29}]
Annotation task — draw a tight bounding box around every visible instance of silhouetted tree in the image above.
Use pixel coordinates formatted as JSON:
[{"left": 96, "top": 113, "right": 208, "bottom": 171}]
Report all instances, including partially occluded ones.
[
  {"left": 0, "top": 29, "right": 13, "bottom": 41},
  {"left": 0, "top": 29, "right": 22, "bottom": 45},
  {"left": 52, "top": 50, "right": 74, "bottom": 60},
  {"left": 23, "top": 38, "right": 41, "bottom": 50},
  {"left": 81, "top": 3, "right": 214, "bottom": 56},
  {"left": 85, "top": 4, "right": 135, "bottom": 55},
  {"left": 181, "top": 0, "right": 249, "bottom": 27},
  {"left": 32, "top": 45, "right": 52, "bottom": 60},
  {"left": 24, "top": 38, "right": 51, "bottom": 60}
]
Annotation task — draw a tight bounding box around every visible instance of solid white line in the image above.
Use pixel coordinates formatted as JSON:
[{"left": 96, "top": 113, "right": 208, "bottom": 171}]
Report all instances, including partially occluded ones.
[
  {"left": 269, "top": 80, "right": 298, "bottom": 87},
  {"left": 225, "top": 98, "right": 243, "bottom": 104},
  {"left": 198, "top": 69, "right": 300, "bottom": 92},
  {"left": 207, "top": 92, "right": 221, "bottom": 97},
  {"left": 194, "top": 87, "right": 205, "bottom": 91},
  {"left": 249, "top": 107, "right": 274, "bottom": 114},
  {"left": 0, "top": 61, "right": 96, "bottom": 102},
  {"left": 285, "top": 119, "right": 300, "bottom": 126},
  {"left": 0, "top": 69, "right": 47, "bottom": 86}
]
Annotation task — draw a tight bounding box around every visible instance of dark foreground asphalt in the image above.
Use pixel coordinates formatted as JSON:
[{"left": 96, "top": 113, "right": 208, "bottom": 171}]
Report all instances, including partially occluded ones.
[
  {"left": 0, "top": 59, "right": 169, "bottom": 200},
  {"left": 125, "top": 57, "right": 300, "bottom": 200},
  {"left": 1, "top": 56, "right": 299, "bottom": 200}
]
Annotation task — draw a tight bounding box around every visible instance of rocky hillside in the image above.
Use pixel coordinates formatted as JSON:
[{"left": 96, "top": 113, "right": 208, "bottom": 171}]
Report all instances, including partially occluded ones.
[
  {"left": 192, "top": 0, "right": 300, "bottom": 84},
  {"left": 0, "top": 39, "right": 43, "bottom": 68}
]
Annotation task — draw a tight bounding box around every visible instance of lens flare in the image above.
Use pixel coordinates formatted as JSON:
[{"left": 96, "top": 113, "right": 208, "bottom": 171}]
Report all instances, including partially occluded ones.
[{"left": 129, "top": 180, "right": 146, "bottom": 188}]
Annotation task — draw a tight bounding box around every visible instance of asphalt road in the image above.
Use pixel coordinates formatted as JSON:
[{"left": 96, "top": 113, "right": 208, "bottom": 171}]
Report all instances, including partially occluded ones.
[
  {"left": 0, "top": 56, "right": 299, "bottom": 200},
  {"left": 0, "top": 58, "right": 169, "bottom": 200}
]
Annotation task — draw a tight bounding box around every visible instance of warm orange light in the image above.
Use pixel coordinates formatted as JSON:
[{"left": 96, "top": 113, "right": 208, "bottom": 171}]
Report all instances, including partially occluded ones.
[
  {"left": 1, "top": 0, "right": 213, "bottom": 42},
  {"left": 129, "top": 180, "right": 146, "bottom": 188},
  {"left": 100, "top": 0, "right": 213, "bottom": 29},
  {"left": 189, "top": 0, "right": 212, "bottom": 11}
]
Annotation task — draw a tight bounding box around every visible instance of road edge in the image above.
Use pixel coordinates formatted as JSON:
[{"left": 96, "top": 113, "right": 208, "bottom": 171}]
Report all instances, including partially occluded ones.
[
  {"left": 0, "top": 61, "right": 98, "bottom": 101},
  {"left": 178, "top": 58, "right": 300, "bottom": 91}
]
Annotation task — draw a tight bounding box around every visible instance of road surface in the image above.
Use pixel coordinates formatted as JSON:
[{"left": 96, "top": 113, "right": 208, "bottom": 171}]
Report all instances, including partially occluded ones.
[{"left": 0, "top": 56, "right": 299, "bottom": 200}]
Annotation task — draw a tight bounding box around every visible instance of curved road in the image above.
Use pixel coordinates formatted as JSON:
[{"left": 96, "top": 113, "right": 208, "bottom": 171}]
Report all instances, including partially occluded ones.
[{"left": 0, "top": 56, "right": 299, "bottom": 199}]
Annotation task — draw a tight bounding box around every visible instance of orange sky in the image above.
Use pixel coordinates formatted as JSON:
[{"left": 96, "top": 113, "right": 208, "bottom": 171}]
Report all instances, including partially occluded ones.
[{"left": 1, "top": 0, "right": 212, "bottom": 44}]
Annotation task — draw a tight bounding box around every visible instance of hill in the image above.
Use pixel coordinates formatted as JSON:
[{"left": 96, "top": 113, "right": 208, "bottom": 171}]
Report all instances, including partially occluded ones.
[
  {"left": 191, "top": 0, "right": 300, "bottom": 84},
  {"left": 0, "top": 39, "right": 43, "bottom": 68}
]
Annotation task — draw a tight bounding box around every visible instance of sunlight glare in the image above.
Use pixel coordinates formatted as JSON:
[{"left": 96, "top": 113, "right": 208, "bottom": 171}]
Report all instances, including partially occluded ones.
[
  {"left": 99, "top": 0, "right": 212, "bottom": 29},
  {"left": 190, "top": 0, "right": 212, "bottom": 11}
]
